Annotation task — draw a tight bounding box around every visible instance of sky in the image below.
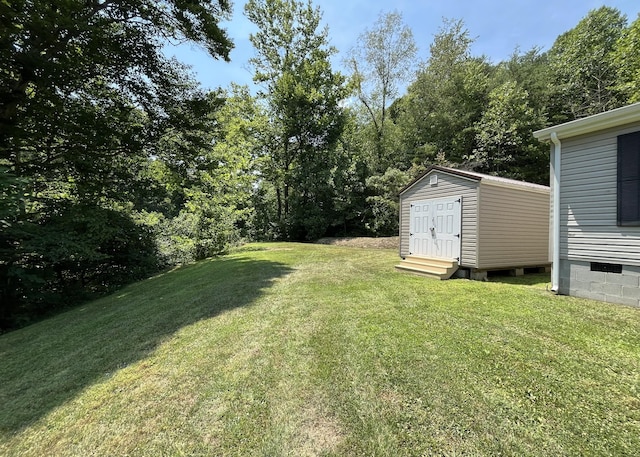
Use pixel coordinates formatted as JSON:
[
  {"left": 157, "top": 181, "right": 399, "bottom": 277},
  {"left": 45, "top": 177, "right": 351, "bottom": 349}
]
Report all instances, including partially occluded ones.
[{"left": 164, "top": 0, "right": 640, "bottom": 94}]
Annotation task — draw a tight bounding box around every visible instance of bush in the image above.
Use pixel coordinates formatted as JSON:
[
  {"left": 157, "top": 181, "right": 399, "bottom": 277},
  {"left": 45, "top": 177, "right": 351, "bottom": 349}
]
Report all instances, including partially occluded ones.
[
  {"left": 0, "top": 203, "right": 160, "bottom": 331},
  {"left": 148, "top": 206, "right": 240, "bottom": 266}
]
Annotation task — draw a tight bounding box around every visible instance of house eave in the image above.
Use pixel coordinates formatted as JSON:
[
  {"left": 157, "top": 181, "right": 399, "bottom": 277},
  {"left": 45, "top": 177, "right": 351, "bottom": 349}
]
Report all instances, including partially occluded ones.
[{"left": 534, "top": 102, "right": 640, "bottom": 142}]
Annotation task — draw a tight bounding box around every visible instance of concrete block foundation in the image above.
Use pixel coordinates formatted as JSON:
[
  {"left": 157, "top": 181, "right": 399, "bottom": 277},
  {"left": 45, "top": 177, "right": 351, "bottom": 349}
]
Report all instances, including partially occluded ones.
[{"left": 558, "top": 259, "right": 640, "bottom": 308}]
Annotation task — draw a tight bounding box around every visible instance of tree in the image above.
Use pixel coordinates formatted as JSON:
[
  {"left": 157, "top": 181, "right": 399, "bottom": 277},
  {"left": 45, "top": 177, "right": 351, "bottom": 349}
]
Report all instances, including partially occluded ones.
[
  {"left": 398, "top": 19, "right": 490, "bottom": 165},
  {"left": 184, "top": 84, "right": 262, "bottom": 258},
  {"left": 0, "top": 0, "right": 232, "bottom": 142},
  {"left": 548, "top": 6, "right": 627, "bottom": 120},
  {"left": 345, "top": 11, "right": 417, "bottom": 171},
  {"left": 1, "top": 0, "right": 233, "bottom": 210},
  {"left": 495, "top": 47, "right": 553, "bottom": 116},
  {"left": 471, "top": 81, "right": 547, "bottom": 183},
  {"left": 0, "top": 0, "right": 234, "bottom": 329},
  {"left": 143, "top": 85, "right": 260, "bottom": 264},
  {"left": 245, "top": 0, "right": 348, "bottom": 240},
  {"left": 364, "top": 167, "right": 412, "bottom": 235},
  {"left": 614, "top": 14, "right": 640, "bottom": 103}
]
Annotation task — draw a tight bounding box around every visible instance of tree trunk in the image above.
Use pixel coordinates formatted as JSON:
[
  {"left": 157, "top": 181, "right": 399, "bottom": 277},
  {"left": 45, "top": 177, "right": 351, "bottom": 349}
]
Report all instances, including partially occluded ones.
[
  {"left": 276, "top": 187, "right": 282, "bottom": 223},
  {"left": 284, "top": 181, "right": 289, "bottom": 237}
]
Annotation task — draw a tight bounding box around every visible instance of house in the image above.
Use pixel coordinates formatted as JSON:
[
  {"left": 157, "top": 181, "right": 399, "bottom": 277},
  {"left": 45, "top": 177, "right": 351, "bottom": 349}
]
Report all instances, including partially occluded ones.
[
  {"left": 533, "top": 102, "right": 640, "bottom": 307},
  {"left": 396, "top": 166, "right": 550, "bottom": 280}
]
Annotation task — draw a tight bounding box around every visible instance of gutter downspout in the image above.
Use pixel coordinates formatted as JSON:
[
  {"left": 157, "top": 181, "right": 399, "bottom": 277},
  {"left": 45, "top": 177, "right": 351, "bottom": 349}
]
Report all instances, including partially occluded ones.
[{"left": 550, "top": 132, "right": 561, "bottom": 292}]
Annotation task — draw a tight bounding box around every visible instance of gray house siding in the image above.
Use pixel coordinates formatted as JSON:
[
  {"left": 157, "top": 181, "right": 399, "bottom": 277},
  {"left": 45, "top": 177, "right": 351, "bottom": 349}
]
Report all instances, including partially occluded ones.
[
  {"left": 559, "top": 123, "right": 640, "bottom": 266},
  {"left": 400, "top": 172, "right": 479, "bottom": 267},
  {"left": 556, "top": 121, "right": 640, "bottom": 306}
]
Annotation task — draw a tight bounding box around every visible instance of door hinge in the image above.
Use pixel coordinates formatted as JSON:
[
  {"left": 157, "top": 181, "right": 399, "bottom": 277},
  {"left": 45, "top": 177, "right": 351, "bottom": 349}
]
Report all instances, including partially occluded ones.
[
  {"left": 456, "top": 198, "right": 461, "bottom": 203},
  {"left": 409, "top": 233, "right": 413, "bottom": 236}
]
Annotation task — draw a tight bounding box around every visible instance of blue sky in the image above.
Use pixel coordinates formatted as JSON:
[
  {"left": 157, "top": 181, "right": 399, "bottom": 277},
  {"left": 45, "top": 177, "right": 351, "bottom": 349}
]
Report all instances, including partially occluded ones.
[{"left": 165, "top": 0, "right": 640, "bottom": 94}]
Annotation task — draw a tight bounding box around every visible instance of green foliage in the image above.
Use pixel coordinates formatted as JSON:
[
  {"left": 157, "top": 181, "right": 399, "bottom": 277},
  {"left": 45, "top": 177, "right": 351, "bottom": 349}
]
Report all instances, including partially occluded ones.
[
  {"left": 0, "top": 0, "right": 234, "bottom": 329},
  {"left": 471, "top": 81, "right": 548, "bottom": 183},
  {"left": 321, "top": 110, "right": 372, "bottom": 237},
  {"left": 614, "top": 14, "right": 640, "bottom": 103},
  {"left": 365, "top": 167, "right": 413, "bottom": 235},
  {"left": 346, "top": 11, "right": 417, "bottom": 171},
  {"left": 0, "top": 165, "right": 23, "bottom": 229},
  {"left": 1, "top": 204, "right": 158, "bottom": 329},
  {"left": 496, "top": 47, "right": 553, "bottom": 115},
  {"left": 155, "top": 208, "right": 237, "bottom": 265},
  {"left": 398, "top": 19, "right": 491, "bottom": 166},
  {"left": 548, "top": 6, "right": 627, "bottom": 120},
  {"left": 245, "top": 0, "right": 348, "bottom": 240},
  {"left": 251, "top": 181, "right": 282, "bottom": 241},
  {"left": 1, "top": 0, "right": 232, "bottom": 146},
  {"left": 145, "top": 85, "right": 260, "bottom": 263}
]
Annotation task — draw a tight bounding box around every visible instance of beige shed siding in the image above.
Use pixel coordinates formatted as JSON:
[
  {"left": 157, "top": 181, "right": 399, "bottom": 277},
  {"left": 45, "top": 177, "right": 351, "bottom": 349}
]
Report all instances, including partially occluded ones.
[
  {"left": 477, "top": 183, "right": 550, "bottom": 269},
  {"left": 400, "top": 172, "right": 479, "bottom": 267},
  {"left": 559, "top": 121, "right": 640, "bottom": 266}
]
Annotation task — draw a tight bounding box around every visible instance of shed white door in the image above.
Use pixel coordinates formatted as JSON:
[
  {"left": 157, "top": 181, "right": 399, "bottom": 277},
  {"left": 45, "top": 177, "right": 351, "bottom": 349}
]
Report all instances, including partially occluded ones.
[{"left": 409, "top": 196, "right": 461, "bottom": 260}]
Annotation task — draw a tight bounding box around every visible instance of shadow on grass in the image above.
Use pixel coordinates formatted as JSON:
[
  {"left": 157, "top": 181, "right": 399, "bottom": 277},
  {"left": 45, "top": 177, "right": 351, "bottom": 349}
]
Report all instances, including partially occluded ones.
[
  {"left": 487, "top": 271, "right": 551, "bottom": 287},
  {"left": 0, "top": 255, "right": 292, "bottom": 434},
  {"left": 230, "top": 244, "right": 272, "bottom": 253}
]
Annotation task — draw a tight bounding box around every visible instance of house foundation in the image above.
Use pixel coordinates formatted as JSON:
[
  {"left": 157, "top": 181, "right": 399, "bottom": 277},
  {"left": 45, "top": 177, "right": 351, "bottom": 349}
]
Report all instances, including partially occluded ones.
[{"left": 559, "top": 260, "right": 640, "bottom": 307}]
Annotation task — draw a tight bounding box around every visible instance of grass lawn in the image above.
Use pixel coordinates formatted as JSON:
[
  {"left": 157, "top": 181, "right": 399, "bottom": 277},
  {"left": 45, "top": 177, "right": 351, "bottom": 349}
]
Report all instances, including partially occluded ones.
[{"left": 1, "top": 243, "right": 639, "bottom": 456}]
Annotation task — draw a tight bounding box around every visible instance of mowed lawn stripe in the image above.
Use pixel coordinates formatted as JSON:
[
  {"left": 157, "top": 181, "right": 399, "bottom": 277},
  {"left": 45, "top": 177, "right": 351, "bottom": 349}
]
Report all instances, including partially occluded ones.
[{"left": 1, "top": 243, "right": 639, "bottom": 456}]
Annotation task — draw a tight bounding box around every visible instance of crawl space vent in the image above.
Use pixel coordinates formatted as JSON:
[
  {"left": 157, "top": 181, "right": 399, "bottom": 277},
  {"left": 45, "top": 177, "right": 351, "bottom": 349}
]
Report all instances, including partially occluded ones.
[{"left": 590, "top": 262, "right": 622, "bottom": 273}]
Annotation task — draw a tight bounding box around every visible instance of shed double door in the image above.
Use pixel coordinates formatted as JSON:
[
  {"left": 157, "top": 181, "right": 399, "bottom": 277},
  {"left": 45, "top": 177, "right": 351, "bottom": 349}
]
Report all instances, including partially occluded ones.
[{"left": 409, "top": 196, "right": 461, "bottom": 260}]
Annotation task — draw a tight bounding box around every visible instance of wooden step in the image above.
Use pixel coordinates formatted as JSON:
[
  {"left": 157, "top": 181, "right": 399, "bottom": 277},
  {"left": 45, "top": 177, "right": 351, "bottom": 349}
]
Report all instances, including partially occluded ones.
[
  {"left": 403, "top": 256, "right": 457, "bottom": 268},
  {"left": 395, "top": 256, "right": 459, "bottom": 280},
  {"left": 394, "top": 264, "right": 448, "bottom": 279}
]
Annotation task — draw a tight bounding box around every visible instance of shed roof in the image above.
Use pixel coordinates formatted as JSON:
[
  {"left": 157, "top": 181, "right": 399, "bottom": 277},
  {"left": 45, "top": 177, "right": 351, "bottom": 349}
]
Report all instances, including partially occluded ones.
[
  {"left": 399, "top": 165, "right": 549, "bottom": 196},
  {"left": 533, "top": 102, "right": 640, "bottom": 142}
]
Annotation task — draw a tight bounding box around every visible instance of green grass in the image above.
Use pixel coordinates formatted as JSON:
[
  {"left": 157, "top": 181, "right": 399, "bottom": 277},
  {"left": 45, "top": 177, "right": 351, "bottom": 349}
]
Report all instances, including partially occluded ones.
[{"left": 1, "top": 243, "right": 639, "bottom": 456}]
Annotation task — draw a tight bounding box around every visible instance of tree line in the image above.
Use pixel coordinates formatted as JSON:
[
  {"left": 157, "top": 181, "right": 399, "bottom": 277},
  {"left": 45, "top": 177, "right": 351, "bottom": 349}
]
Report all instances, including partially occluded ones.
[{"left": 1, "top": 1, "right": 638, "bottom": 329}]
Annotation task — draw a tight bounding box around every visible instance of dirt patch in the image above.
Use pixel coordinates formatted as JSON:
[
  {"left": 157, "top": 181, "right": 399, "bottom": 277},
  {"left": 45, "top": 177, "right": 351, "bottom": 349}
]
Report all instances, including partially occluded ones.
[
  {"left": 299, "top": 415, "right": 343, "bottom": 456},
  {"left": 315, "top": 236, "right": 399, "bottom": 249}
]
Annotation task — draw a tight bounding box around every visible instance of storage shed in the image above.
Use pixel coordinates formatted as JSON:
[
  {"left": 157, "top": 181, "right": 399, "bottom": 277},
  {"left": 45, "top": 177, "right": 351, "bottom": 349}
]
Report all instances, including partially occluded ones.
[
  {"left": 397, "top": 166, "right": 551, "bottom": 279},
  {"left": 533, "top": 102, "right": 640, "bottom": 307}
]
